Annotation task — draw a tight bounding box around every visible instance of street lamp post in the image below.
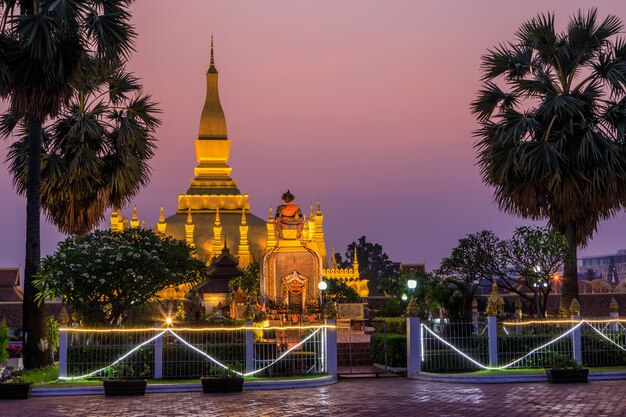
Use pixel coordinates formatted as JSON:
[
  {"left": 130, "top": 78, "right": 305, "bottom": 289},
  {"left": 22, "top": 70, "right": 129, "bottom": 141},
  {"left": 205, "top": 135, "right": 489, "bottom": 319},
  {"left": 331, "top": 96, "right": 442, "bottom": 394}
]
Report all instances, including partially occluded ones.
[
  {"left": 407, "top": 279, "right": 417, "bottom": 299},
  {"left": 318, "top": 281, "right": 327, "bottom": 319}
]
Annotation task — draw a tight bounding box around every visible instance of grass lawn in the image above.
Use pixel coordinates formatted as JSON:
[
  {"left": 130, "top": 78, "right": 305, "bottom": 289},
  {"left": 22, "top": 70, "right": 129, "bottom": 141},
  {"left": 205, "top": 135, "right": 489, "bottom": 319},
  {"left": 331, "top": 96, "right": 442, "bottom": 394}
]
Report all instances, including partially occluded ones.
[
  {"left": 14, "top": 365, "right": 327, "bottom": 387},
  {"left": 468, "top": 366, "right": 626, "bottom": 375}
]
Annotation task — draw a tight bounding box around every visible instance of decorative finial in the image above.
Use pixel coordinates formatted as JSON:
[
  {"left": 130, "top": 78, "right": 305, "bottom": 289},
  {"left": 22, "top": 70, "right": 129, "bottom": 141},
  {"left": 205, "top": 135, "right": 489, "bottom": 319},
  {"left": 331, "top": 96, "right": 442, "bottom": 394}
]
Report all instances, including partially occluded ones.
[
  {"left": 310, "top": 204, "right": 314, "bottom": 218},
  {"left": 215, "top": 207, "right": 221, "bottom": 225},
  {"left": 210, "top": 34, "right": 215, "bottom": 69},
  {"left": 486, "top": 281, "right": 504, "bottom": 317},
  {"left": 570, "top": 298, "right": 581, "bottom": 315},
  {"left": 268, "top": 207, "right": 273, "bottom": 220},
  {"left": 130, "top": 206, "right": 139, "bottom": 228},
  {"left": 241, "top": 208, "right": 247, "bottom": 225},
  {"left": 331, "top": 246, "right": 337, "bottom": 269},
  {"left": 187, "top": 206, "right": 193, "bottom": 224},
  {"left": 316, "top": 199, "right": 322, "bottom": 215},
  {"left": 159, "top": 206, "right": 165, "bottom": 222},
  {"left": 406, "top": 297, "right": 420, "bottom": 318},
  {"left": 353, "top": 245, "right": 359, "bottom": 270}
]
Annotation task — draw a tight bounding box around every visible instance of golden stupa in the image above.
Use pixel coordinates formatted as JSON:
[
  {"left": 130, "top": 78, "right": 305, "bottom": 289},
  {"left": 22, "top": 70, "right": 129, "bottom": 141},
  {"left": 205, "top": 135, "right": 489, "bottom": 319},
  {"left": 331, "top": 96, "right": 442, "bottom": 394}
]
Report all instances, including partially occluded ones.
[
  {"left": 111, "top": 39, "right": 369, "bottom": 310},
  {"left": 156, "top": 37, "right": 266, "bottom": 266}
]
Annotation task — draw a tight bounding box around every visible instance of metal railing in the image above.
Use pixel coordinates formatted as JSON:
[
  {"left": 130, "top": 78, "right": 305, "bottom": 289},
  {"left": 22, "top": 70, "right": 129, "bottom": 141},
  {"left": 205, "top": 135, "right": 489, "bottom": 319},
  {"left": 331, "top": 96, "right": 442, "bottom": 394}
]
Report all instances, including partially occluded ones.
[{"left": 60, "top": 324, "right": 332, "bottom": 380}]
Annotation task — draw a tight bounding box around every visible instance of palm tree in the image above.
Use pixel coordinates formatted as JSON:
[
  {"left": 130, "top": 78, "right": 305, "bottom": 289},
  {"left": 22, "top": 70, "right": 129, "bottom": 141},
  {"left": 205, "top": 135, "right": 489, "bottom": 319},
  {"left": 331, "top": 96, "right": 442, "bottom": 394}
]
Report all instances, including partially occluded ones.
[
  {"left": 0, "top": 0, "right": 136, "bottom": 368},
  {"left": 5, "top": 57, "right": 160, "bottom": 235},
  {"left": 472, "top": 9, "right": 626, "bottom": 310}
]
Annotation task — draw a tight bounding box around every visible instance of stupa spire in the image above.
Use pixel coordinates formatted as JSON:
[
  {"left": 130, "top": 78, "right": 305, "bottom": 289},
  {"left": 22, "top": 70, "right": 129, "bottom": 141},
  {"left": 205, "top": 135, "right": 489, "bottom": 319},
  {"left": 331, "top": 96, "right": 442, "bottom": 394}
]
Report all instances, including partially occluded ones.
[
  {"left": 157, "top": 205, "right": 167, "bottom": 233},
  {"left": 209, "top": 34, "right": 215, "bottom": 70}
]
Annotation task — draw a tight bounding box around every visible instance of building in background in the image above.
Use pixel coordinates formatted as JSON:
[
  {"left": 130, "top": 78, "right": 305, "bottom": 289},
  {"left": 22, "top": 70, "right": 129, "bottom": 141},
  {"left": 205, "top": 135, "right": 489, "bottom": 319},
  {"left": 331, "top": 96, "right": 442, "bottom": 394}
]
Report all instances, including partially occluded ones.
[{"left": 579, "top": 250, "right": 626, "bottom": 285}]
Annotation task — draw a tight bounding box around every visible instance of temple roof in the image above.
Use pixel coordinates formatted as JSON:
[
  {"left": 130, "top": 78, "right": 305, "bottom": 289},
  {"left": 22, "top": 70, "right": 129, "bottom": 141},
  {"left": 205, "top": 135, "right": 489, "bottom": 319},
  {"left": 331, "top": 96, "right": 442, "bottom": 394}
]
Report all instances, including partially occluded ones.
[
  {"left": 0, "top": 268, "right": 23, "bottom": 302},
  {"left": 191, "top": 245, "right": 243, "bottom": 294}
]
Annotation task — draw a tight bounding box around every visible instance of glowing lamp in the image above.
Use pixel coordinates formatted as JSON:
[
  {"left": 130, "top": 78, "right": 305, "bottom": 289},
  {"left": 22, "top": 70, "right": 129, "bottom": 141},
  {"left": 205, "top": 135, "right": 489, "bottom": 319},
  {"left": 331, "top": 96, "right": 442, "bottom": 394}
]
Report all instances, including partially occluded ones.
[
  {"left": 165, "top": 316, "right": 173, "bottom": 326},
  {"left": 318, "top": 281, "right": 328, "bottom": 291},
  {"left": 401, "top": 294, "right": 408, "bottom": 301},
  {"left": 407, "top": 279, "right": 417, "bottom": 290}
]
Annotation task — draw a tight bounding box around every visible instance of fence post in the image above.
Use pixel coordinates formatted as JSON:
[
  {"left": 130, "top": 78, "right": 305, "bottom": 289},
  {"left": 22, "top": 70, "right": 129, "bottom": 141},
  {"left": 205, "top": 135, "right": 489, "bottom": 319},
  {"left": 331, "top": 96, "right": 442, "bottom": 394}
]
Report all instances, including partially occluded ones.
[
  {"left": 245, "top": 321, "right": 254, "bottom": 374},
  {"left": 154, "top": 327, "right": 163, "bottom": 379},
  {"left": 487, "top": 316, "right": 498, "bottom": 367},
  {"left": 571, "top": 314, "right": 582, "bottom": 365},
  {"left": 325, "top": 319, "right": 337, "bottom": 379},
  {"left": 610, "top": 311, "right": 619, "bottom": 332},
  {"left": 58, "top": 326, "right": 67, "bottom": 378},
  {"left": 406, "top": 317, "right": 421, "bottom": 377}
]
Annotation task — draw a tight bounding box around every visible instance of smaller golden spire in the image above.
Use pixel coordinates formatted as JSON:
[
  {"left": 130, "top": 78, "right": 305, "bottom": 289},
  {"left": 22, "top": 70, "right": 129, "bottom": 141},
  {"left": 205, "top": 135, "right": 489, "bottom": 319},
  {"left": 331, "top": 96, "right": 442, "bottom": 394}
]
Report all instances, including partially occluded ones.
[
  {"left": 215, "top": 207, "right": 221, "bottom": 225},
  {"left": 310, "top": 204, "right": 314, "bottom": 218},
  {"left": 241, "top": 208, "right": 247, "bottom": 225},
  {"left": 316, "top": 199, "right": 322, "bottom": 215},
  {"left": 187, "top": 206, "right": 193, "bottom": 224},
  {"left": 141, "top": 219, "right": 146, "bottom": 228},
  {"left": 157, "top": 206, "right": 167, "bottom": 234},
  {"left": 130, "top": 206, "right": 139, "bottom": 228},
  {"left": 331, "top": 246, "right": 338, "bottom": 269},
  {"left": 353, "top": 245, "right": 359, "bottom": 271},
  {"left": 268, "top": 207, "right": 273, "bottom": 221}
]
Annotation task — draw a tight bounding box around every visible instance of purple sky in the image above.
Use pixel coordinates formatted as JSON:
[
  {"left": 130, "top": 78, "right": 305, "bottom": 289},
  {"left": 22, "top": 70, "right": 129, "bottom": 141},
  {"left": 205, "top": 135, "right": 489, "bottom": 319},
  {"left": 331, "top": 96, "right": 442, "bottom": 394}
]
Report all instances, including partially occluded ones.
[{"left": 2, "top": 1, "right": 626, "bottom": 272}]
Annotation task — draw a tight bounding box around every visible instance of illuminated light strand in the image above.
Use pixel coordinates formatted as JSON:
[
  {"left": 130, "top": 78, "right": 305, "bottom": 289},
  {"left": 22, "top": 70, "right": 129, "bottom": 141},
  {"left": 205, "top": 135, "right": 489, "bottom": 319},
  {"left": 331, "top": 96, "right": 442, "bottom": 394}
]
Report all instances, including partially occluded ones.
[
  {"left": 585, "top": 323, "right": 626, "bottom": 352},
  {"left": 503, "top": 319, "right": 626, "bottom": 326},
  {"left": 500, "top": 322, "right": 583, "bottom": 369},
  {"left": 421, "top": 325, "right": 491, "bottom": 370},
  {"left": 420, "top": 321, "right": 585, "bottom": 370},
  {"left": 58, "top": 330, "right": 167, "bottom": 380},
  {"left": 58, "top": 326, "right": 325, "bottom": 380},
  {"left": 59, "top": 324, "right": 336, "bottom": 333},
  {"left": 170, "top": 328, "right": 322, "bottom": 377}
]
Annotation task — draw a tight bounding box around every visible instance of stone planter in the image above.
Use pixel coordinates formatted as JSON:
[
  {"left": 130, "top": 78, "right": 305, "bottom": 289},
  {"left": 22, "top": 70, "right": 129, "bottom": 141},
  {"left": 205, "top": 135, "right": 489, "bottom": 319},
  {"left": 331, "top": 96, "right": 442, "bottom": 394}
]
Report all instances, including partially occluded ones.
[
  {"left": 1, "top": 358, "right": 24, "bottom": 371},
  {"left": 0, "top": 383, "right": 32, "bottom": 399},
  {"left": 201, "top": 376, "right": 244, "bottom": 393},
  {"left": 103, "top": 379, "right": 147, "bottom": 396},
  {"left": 545, "top": 368, "right": 589, "bottom": 383}
]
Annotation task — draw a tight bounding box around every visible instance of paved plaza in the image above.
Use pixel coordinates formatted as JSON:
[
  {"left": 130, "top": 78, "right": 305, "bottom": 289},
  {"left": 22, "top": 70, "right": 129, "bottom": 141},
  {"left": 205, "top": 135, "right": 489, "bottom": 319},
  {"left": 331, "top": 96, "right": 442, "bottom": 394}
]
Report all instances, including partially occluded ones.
[{"left": 1, "top": 378, "right": 624, "bottom": 416}]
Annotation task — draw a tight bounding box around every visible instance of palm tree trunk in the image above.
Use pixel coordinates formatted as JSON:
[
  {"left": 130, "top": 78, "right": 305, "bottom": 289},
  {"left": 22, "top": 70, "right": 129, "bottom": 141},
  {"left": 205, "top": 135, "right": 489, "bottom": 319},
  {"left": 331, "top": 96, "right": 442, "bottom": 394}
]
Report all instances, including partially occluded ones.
[
  {"left": 561, "top": 222, "right": 580, "bottom": 313},
  {"left": 22, "top": 116, "right": 52, "bottom": 369}
]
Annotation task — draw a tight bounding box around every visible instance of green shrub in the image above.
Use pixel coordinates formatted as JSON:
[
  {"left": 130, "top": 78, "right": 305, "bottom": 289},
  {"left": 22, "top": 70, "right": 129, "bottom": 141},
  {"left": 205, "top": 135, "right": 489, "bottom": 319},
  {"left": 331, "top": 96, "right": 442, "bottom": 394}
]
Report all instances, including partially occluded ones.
[
  {"left": 376, "top": 299, "right": 405, "bottom": 318},
  {"left": 373, "top": 318, "right": 406, "bottom": 335},
  {"left": 0, "top": 319, "right": 9, "bottom": 363},
  {"left": 371, "top": 333, "right": 406, "bottom": 368}
]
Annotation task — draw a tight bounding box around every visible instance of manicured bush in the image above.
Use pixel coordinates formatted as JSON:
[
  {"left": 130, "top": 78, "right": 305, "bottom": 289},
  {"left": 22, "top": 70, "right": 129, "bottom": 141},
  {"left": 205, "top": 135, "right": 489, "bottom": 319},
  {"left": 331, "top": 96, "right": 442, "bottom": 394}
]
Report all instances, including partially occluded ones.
[
  {"left": 371, "top": 333, "right": 406, "bottom": 368},
  {"left": 0, "top": 319, "right": 9, "bottom": 363},
  {"left": 373, "top": 317, "right": 406, "bottom": 335}
]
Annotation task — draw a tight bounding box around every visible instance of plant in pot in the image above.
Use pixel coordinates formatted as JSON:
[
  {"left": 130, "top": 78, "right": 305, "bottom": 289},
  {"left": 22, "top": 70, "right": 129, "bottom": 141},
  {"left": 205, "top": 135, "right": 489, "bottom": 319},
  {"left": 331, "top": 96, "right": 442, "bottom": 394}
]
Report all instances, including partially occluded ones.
[
  {"left": 201, "top": 364, "right": 244, "bottom": 393},
  {"left": 545, "top": 354, "right": 589, "bottom": 383},
  {"left": 0, "top": 319, "right": 31, "bottom": 400},
  {"left": 0, "top": 368, "right": 32, "bottom": 400},
  {"left": 102, "top": 363, "right": 150, "bottom": 396}
]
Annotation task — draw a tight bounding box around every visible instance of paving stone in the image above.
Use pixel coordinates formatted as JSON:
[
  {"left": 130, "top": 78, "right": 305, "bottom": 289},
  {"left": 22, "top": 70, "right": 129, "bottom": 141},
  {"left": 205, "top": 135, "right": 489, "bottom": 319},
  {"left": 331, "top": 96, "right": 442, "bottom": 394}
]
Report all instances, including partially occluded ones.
[{"left": 1, "top": 378, "right": 624, "bottom": 416}]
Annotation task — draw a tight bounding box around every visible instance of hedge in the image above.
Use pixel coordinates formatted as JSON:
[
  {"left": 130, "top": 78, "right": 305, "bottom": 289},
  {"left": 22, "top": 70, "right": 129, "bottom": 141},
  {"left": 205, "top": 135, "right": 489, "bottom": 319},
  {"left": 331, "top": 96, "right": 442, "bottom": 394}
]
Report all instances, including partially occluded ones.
[
  {"left": 373, "top": 318, "right": 406, "bottom": 335},
  {"left": 371, "top": 333, "right": 406, "bottom": 368}
]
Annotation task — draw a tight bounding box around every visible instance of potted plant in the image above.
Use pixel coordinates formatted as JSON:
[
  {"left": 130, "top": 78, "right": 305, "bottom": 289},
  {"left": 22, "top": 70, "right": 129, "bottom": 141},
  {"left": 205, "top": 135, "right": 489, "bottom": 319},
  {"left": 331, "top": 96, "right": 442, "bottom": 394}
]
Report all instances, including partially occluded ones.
[
  {"left": 0, "top": 368, "right": 32, "bottom": 400},
  {"left": 545, "top": 354, "right": 589, "bottom": 383},
  {"left": 201, "top": 365, "right": 244, "bottom": 393},
  {"left": 102, "top": 363, "right": 150, "bottom": 396}
]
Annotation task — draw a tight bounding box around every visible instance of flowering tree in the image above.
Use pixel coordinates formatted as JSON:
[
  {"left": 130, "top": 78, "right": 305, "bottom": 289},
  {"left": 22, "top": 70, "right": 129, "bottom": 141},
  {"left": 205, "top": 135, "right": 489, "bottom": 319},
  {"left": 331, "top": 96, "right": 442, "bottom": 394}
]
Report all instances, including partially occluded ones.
[{"left": 35, "top": 228, "right": 209, "bottom": 325}]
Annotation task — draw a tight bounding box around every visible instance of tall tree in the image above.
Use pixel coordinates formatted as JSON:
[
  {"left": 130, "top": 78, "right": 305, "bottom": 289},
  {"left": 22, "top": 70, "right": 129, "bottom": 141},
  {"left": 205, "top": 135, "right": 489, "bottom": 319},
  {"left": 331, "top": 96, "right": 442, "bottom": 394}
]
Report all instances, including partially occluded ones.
[
  {"left": 337, "top": 236, "right": 399, "bottom": 296},
  {"left": 0, "top": 0, "right": 136, "bottom": 368},
  {"left": 472, "top": 9, "right": 626, "bottom": 309},
  {"left": 4, "top": 57, "right": 160, "bottom": 235}
]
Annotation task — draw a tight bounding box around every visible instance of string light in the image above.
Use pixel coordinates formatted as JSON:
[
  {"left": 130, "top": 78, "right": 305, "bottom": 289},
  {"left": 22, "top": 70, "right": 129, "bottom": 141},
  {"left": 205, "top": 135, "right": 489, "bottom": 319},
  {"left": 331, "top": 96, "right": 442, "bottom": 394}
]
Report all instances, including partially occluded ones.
[
  {"left": 503, "top": 318, "right": 626, "bottom": 326},
  {"left": 60, "top": 324, "right": 336, "bottom": 333},
  {"left": 58, "top": 330, "right": 167, "bottom": 380},
  {"left": 421, "top": 321, "right": 586, "bottom": 370},
  {"left": 58, "top": 327, "right": 325, "bottom": 380}
]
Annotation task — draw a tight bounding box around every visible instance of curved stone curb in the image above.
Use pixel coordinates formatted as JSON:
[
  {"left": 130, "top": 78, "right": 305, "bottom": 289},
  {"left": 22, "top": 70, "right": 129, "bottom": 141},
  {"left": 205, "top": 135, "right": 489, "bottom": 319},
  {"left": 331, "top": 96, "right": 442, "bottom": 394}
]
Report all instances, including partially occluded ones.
[
  {"left": 31, "top": 375, "right": 336, "bottom": 397},
  {"left": 412, "top": 371, "right": 626, "bottom": 384}
]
